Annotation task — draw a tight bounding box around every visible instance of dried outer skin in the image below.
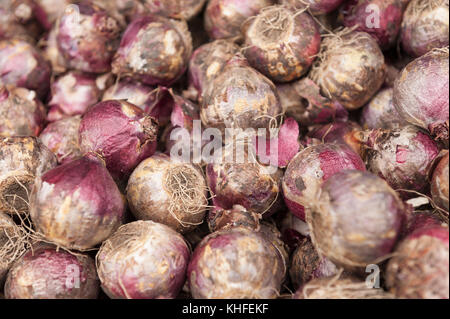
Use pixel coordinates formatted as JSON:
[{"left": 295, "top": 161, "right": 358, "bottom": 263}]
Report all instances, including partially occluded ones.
[
  {"left": 431, "top": 152, "right": 449, "bottom": 211},
  {"left": 92, "top": 0, "right": 148, "bottom": 23},
  {"left": 294, "top": 277, "right": 393, "bottom": 299},
  {"left": 282, "top": 143, "right": 366, "bottom": 221},
  {"left": 289, "top": 237, "right": 339, "bottom": 290},
  {"left": 206, "top": 150, "right": 282, "bottom": 216},
  {"left": 47, "top": 71, "right": 102, "bottom": 122},
  {"left": 393, "top": 49, "right": 449, "bottom": 145},
  {"left": 310, "top": 31, "right": 386, "bottom": 110},
  {"left": 112, "top": 15, "right": 193, "bottom": 86},
  {"left": 56, "top": 2, "right": 122, "bottom": 73},
  {"left": 103, "top": 83, "right": 174, "bottom": 126},
  {"left": 79, "top": 100, "right": 159, "bottom": 182},
  {"left": 277, "top": 78, "right": 348, "bottom": 127},
  {"left": 363, "top": 126, "right": 440, "bottom": 195},
  {"left": 142, "top": 0, "right": 207, "bottom": 20},
  {"left": 201, "top": 56, "right": 282, "bottom": 134},
  {"left": 188, "top": 227, "right": 285, "bottom": 299},
  {"left": 280, "top": 0, "right": 344, "bottom": 16},
  {"left": 204, "top": 0, "right": 275, "bottom": 40},
  {"left": 0, "top": 39, "right": 51, "bottom": 99},
  {"left": 307, "top": 170, "right": 406, "bottom": 269},
  {"left": 30, "top": 155, "right": 125, "bottom": 250},
  {"left": 0, "top": 137, "right": 57, "bottom": 215},
  {"left": 340, "top": 0, "right": 404, "bottom": 50},
  {"left": 243, "top": 6, "right": 321, "bottom": 83},
  {"left": 401, "top": 0, "right": 449, "bottom": 57},
  {"left": 207, "top": 205, "right": 261, "bottom": 233},
  {"left": 0, "top": 85, "right": 46, "bottom": 137},
  {"left": 40, "top": 24, "right": 68, "bottom": 75},
  {"left": 360, "top": 88, "right": 408, "bottom": 130},
  {"left": 96, "top": 220, "right": 190, "bottom": 299},
  {"left": 126, "top": 153, "right": 207, "bottom": 234},
  {"left": 186, "top": 39, "right": 240, "bottom": 103},
  {"left": 102, "top": 80, "right": 155, "bottom": 112},
  {"left": 0, "top": 212, "right": 23, "bottom": 283},
  {"left": 386, "top": 225, "right": 449, "bottom": 299},
  {"left": 5, "top": 244, "right": 99, "bottom": 299},
  {"left": 307, "top": 121, "right": 364, "bottom": 157},
  {"left": 39, "top": 116, "right": 82, "bottom": 164}
]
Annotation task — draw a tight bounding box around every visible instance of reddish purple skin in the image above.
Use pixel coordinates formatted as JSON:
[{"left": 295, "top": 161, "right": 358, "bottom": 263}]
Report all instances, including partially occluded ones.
[
  {"left": 393, "top": 46, "right": 449, "bottom": 144},
  {"left": 112, "top": 15, "right": 190, "bottom": 86},
  {"left": 340, "top": 0, "right": 404, "bottom": 50},
  {"left": 105, "top": 244, "right": 189, "bottom": 299},
  {"left": 57, "top": 3, "right": 121, "bottom": 73},
  {"left": 283, "top": 143, "right": 366, "bottom": 221},
  {"left": 47, "top": 72, "right": 100, "bottom": 122},
  {"left": 5, "top": 246, "right": 98, "bottom": 299},
  {"left": 316, "top": 170, "right": 406, "bottom": 265},
  {"left": 41, "top": 154, "right": 125, "bottom": 219},
  {"left": 365, "top": 127, "right": 439, "bottom": 195},
  {"left": 79, "top": 100, "right": 158, "bottom": 181},
  {"left": 0, "top": 39, "right": 51, "bottom": 99},
  {"left": 255, "top": 117, "right": 300, "bottom": 168},
  {"left": 404, "top": 212, "right": 447, "bottom": 239}
]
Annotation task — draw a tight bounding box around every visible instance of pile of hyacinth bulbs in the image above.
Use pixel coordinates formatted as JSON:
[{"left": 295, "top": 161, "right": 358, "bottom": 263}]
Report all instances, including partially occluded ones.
[{"left": 0, "top": 0, "right": 448, "bottom": 299}]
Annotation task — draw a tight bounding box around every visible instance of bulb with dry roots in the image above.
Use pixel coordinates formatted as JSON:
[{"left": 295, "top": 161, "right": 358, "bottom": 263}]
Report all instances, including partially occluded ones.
[
  {"left": 39, "top": 116, "right": 83, "bottom": 165},
  {"left": 206, "top": 145, "right": 283, "bottom": 217},
  {"left": 0, "top": 39, "right": 51, "bottom": 99},
  {"left": 431, "top": 152, "right": 449, "bottom": 211},
  {"left": 339, "top": 0, "right": 404, "bottom": 50},
  {"left": 112, "top": 15, "right": 192, "bottom": 86},
  {"left": 126, "top": 153, "right": 208, "bottom": 234},
  {"left": 280, "top": 0, "right": 344, "bottom": 16},
  {"left": 0, "top": 212, "right": 29, "bottom": 284},
  {"left": 393, "top": 48, "right": 449, "bottom": 146},
  {"left": 360, "top": 88, "right": 408, "bottom": 130},
  {"left": 30, "top": 154, "right": 125, "bottom": 251},
  {"left": 79, "top": 100, "right": 159, "bottom": 182},
  {"left": 243, "top": 6, "right": 320, "bottom": 83},
  {"left": 277, "top": 78, "right": 348, "bottom": 127},
  {"left": 400, "top": 0, "right": 449, "bottom": 57},
  {"left": 310, "top": 30, "right": 386, "bottom": 110},
  {"left": 0, "top": 85, "right": 46, "bottom": 138},
  {"left": 306, "top": 121, "right": 364, "bottom": 157},
  {"left": 47, "top": 71, "right": 103, "bottom": 122},
  {"left": 96, "top": 220, "right": 190, "bottom": 299},
  {"left": 0, "top": 136, "right": 57, "bottom": 216},
  {"left": 282, "top": 143, "right": 366, "bottom": 221},
  {"left": 290, "top": 237, "right": 339, "bottom": 290},
  {"left": 186, "top": 39, "right": 240, "bottom": 103},
  {"left": 386, "top": 215, "right": 449, "bottom": 299},
  {"left": 204, "top": 0, "right": 276, "bottom": 40},
  {"left": 142, "top": 0, "right": 207, "bottom": 20},
  {"left": 188, "top": 226, "right": 286, "bottom": 299},
  {"left": 56, "top": 1, "right": 123, "bottom": 73},
  {"left": 4, "top": 244, "right": 99, "bottom": 299},
  {"left": 307, "top": 170, "right": 406, "bottom": 270},
  {"left": 293, "top": 276, "right": 393, "bottom": 299},
  {"left": 201, "top": 54, "right": 282, "bottom": 134},
  {"left": 362, "top": 125, "right": 440, "bottom": 196}
]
